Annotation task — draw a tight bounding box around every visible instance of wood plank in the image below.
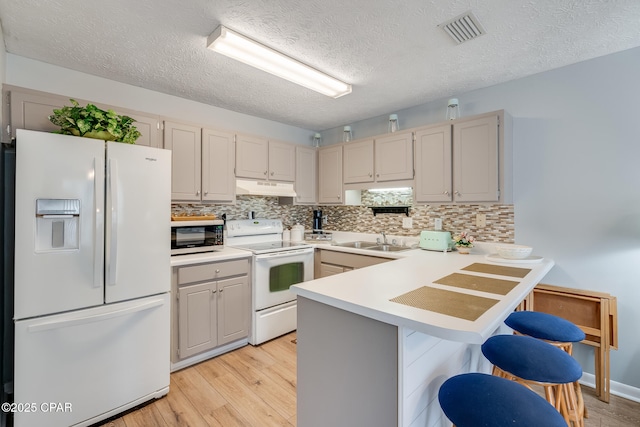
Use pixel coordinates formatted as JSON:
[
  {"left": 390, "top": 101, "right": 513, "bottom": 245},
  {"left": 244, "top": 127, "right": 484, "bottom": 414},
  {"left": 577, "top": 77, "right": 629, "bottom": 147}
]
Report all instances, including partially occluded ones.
[
  {"left": 153, "top": 377, "right": 210, "bottom": 427},
  {"left": 207, "top": 372, "right": 291, "bottom": 427},
  {"left": 120, "top": 403, "right": 168, "bottom": 427},
  {"left": 206, "top": 404, "right": 253, "bottom": 427},
  {"left": 172, "top": 365, "right": 229, "bottom": 423},
  {"left": 217, "top": 346, "right": 296, "bottom": 419}
]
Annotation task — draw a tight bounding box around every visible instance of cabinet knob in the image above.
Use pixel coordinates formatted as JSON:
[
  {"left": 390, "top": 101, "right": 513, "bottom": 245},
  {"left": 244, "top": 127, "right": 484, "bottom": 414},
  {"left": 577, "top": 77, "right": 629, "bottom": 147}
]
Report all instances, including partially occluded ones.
[
  {"left": 196, "top": 190, "right": 200, "bottom": 195},
  {"left": 215, "top": 269, "right": 221, "bottom": 273},
  {"left": 376, "top": 173, "right": 380, "bottom": 178},
  {"left": 337, "top": 195, "right": 341, "bottom": 200},
  {"left": 264, "top": 171, "right": 268, "bottom": 175},
  {"left": 369, "top": 173, "right": 372, "bottom": 177},
  {"left": 204, "top": 191, "right": 208, "bottom": 195},
  {"left": 211, "top": 289, "right": 217, "bottom": 294},
  {"left": 219, "top": 288, "right": 224, "bottom": 293},
  {"left": 455, "top": 191, "right": 461, "bottom": 197},
  {"left": 443, "top": 190, "right": 450, "bottom": 196},
  {"left": 270, "top": 171, "right": 274, "bottom": 176}
]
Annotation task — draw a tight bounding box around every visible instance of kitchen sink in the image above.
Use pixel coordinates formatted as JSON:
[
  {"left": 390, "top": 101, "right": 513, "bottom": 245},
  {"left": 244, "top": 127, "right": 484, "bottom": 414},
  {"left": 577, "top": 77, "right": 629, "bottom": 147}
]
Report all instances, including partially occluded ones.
[
  {"left": 336, "top": 241, "right": 379, "bottom": 249},
  {"left": 368, "top": 244, "right": 412, "bottom": 252},
  {"left": 335, "top": 241, "right": 412, "bottom": 252}
]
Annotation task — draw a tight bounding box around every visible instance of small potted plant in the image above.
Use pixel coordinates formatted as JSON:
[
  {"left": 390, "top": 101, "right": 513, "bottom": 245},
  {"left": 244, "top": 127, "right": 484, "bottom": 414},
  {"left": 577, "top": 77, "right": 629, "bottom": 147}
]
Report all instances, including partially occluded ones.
[
  {"left": 453, "top": 231, "right": 475, "bottom": 254},
  {"left": 49, "top": 99, "right": 141, "bottom": 144}
]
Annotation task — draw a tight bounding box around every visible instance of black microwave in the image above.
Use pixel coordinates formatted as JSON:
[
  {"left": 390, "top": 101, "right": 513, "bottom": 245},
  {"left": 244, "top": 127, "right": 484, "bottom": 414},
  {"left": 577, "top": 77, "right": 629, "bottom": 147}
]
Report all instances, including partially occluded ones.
[{"left": 171, "top": 220, "right": 224, "bottom": 255}]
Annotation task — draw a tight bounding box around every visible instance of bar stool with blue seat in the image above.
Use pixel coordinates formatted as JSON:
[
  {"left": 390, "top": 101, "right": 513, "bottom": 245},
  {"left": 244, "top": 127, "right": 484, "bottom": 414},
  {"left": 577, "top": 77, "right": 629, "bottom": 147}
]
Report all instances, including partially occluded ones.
[
  {"left": 438, "top": 372, "right": 567, "bottom": 427},
  {"left": 505, "top": 310, "right": 587, "bottom": 418},
  {"left": 505, "top": 311, "right": 585, "bottom": 354},
  {"left": 482, "top": 334, "right": 584, "bottom": 427}
]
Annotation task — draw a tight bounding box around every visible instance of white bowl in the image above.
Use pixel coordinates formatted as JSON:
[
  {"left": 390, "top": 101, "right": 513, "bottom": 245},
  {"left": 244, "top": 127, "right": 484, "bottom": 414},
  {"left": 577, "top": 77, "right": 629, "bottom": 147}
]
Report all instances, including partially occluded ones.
[{"left": 497, "top": 245, "right": 533, "bottom": 259}]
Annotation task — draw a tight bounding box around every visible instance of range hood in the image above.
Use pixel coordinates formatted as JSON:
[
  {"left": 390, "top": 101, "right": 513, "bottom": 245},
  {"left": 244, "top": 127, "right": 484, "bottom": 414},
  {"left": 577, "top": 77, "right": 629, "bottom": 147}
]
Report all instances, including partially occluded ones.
[{"left": 236, "top": 179, "right": 297, "bottom": 197}]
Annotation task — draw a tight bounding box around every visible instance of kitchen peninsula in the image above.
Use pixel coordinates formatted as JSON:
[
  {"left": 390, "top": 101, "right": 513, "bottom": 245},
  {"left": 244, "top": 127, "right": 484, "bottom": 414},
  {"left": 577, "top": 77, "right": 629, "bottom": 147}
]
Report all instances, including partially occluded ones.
[{"left": 291, "top": 248, "right": 554, "bottom": 427}]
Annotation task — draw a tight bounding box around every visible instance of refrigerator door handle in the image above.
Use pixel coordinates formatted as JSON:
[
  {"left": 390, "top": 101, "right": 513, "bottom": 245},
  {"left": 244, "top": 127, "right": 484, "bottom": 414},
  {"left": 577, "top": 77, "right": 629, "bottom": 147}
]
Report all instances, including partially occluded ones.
[
  {"left": 25, "top": 298, "right": 165, "bottom": 333},
  {"left": 94, "top": 157, "right": 104, "bottom": 288},
  {"left": 108, "top": 158, "right": 119, "bottom": 286}
]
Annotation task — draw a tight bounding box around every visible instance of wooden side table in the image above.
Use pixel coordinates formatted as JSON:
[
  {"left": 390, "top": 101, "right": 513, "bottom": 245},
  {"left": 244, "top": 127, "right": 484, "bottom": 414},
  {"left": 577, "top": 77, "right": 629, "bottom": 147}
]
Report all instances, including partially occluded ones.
[{"left": 517, "top": 284, "right": 617, "bottom": 403}]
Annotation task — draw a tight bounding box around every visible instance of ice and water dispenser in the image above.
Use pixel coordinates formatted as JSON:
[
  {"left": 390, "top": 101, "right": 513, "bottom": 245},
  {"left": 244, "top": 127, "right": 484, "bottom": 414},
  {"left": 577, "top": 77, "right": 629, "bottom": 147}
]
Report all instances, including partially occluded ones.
[{"left": 35, "top": 199, "right": 80, "bottom": 251}]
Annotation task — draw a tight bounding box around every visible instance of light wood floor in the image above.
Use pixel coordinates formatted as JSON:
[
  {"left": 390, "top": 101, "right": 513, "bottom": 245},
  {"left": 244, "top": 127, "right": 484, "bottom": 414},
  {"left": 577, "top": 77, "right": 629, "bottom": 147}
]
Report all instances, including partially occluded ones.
[{"left": 97, "top": 331, "right": 640, "bottom": 427}]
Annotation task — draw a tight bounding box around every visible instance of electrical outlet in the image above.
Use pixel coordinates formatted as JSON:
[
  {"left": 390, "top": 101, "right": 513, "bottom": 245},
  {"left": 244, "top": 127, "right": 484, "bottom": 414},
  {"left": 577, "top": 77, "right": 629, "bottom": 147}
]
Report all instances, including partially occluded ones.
[
  {"left": 476, "top": 214, "right": 486, "bottom": 228},
  {"left": 402, "top": 217, "right": 413, "bottom": 229},
  {"left": 434, "top": 218, "right": 443, "bottom": 230}
]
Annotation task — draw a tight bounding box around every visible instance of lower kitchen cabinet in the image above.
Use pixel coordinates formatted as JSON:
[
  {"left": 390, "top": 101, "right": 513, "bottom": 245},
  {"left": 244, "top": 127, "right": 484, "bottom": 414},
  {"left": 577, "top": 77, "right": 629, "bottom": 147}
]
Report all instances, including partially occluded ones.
[
  {"left": 172, "top": 258, "right": 250, "bottom": 362},
  {"left": 316, "top": 249, "right": 390, "bottom": 278}
]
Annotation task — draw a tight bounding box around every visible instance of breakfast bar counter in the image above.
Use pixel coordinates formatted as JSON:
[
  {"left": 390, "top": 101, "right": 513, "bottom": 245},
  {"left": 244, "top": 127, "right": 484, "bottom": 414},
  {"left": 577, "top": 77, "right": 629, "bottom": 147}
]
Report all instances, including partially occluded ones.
[{"left": 291, "top": 248, "right": 554, "bottom": 427}]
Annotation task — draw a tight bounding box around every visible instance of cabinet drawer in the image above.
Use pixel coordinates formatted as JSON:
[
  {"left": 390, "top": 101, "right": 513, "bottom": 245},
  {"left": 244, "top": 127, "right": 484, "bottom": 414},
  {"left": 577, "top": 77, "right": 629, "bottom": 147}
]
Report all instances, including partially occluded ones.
[
  {"left": 177, "top": 258, "right": 249, "bottom": 285},
  {"left": 320, "top": 250, "right": 389, "bottom": 270}
]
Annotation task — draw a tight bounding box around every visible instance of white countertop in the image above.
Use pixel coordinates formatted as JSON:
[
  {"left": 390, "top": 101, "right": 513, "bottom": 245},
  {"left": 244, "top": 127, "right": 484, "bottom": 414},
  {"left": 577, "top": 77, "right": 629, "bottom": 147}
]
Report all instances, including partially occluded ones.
[
  {"left": 291, "top": 248, "right": 554, "bottom": 344},
  {"left": 170, "top": 247, "right": 252, "bottom": 267}
]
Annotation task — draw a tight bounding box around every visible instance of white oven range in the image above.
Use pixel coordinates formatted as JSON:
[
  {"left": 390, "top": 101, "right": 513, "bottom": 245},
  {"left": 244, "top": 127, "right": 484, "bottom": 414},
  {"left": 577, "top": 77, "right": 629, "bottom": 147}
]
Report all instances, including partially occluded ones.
[{"left": 226, "top": 219, "right": 313, "bottom": 345}]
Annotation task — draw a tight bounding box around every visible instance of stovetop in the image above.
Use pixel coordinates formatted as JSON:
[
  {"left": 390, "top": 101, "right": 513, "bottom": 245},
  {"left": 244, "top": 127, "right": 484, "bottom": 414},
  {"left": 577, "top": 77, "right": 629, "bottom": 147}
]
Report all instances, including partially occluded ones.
[
  {"left": 225, "top": 218, "right": 313, "bottom": 254},
  {"left": 231, "top": 241, "right": 310, "bottom": 253}
]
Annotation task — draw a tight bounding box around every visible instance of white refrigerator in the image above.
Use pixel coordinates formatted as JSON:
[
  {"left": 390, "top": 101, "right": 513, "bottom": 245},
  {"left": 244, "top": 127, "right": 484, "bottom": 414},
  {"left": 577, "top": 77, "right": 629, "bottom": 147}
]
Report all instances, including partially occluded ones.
[{"left": 13, "top": 129, "right": 171, "bottom": 427}]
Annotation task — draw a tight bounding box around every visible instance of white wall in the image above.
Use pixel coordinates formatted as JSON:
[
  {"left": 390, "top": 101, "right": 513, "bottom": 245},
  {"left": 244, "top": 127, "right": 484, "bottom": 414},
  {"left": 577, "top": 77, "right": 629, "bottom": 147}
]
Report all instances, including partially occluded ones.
[
  {"left": 325, "top": 46, "right": 640, "bottom": 396},
  {"left": 5, "top": 54, "right": 315, "bottom": 144}
]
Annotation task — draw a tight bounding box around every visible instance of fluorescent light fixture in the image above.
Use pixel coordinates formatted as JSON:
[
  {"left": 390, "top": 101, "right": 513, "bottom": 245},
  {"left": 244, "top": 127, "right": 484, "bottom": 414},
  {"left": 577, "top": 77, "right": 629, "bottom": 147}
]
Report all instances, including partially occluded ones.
[{"left": 207, "top": 25, "right": 352, "bottom": 98}]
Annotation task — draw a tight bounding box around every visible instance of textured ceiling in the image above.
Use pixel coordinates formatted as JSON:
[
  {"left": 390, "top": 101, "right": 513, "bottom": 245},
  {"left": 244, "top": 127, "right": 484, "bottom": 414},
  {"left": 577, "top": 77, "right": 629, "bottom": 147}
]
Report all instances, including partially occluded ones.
[{"left": 1, "top": 0, "right": 640, "bottom": 131}]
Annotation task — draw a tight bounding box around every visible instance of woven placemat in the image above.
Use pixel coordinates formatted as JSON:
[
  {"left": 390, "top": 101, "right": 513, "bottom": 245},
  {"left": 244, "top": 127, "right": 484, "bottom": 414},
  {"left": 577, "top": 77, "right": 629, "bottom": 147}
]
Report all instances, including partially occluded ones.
[
  {"left": 434, "top": 273, "right": 519, "bottom": 295},
  {"left": 389, "top": 286, "right": 499, "bottom": 321},
  {"left": 461, "top": 262, "right": 531, "bottom": 278}
]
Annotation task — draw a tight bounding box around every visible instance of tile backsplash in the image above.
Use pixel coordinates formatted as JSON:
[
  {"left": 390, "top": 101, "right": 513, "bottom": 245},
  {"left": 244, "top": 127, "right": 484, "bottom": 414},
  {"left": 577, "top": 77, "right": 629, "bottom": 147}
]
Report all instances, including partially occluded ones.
[{"left": 172, "top": 191, "right": 514, "bottom": 243}]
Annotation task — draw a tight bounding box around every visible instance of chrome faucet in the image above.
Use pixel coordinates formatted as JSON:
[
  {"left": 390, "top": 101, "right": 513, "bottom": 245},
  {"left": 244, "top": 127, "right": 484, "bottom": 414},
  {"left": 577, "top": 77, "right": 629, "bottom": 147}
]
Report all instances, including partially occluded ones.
[{"left": 381, "top": 232, "right": 388, "bottom": 245}]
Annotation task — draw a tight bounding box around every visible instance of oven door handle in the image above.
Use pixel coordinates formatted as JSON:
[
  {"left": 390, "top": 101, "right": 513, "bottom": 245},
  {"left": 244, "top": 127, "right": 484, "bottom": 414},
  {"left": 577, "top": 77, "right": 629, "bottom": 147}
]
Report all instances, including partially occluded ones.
[{"left": 254, "top": 248, "right": 313, "bottom": 259}]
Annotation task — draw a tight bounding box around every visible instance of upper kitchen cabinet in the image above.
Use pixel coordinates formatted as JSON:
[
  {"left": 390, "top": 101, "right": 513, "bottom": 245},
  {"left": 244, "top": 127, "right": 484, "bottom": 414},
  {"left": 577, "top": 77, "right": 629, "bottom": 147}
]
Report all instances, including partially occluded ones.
[
  {"left": 202, "top": 128, "right": 235, "bottom": 203},
  {"left": 343, "top": 138, "right": 375, "bottom": 184},
  {"left": 165, "top": 121, "right": 236, "bottom": 203},
  {"left": 123, "top": 112, "right": 161, "bottom": 148},
  {"left": 374, "top": 132, "right": 414, "bottom": 183},
  {"left": 164, "top": 121, "right": 202, "bottom": 202},
  {"left": 453, "top": 112, "right": 508, "bottom": 203},
  {"left": 414, "top": 110, "right": 512, "bottom": 204},
  {"left": 5, "top": 86, "right": 161, "bottom": 147},
  {"left": 343, "top": 131, "right": 414, "bottom": 189},
  {"left": 6, "top": 88, "right": 64, "bottom": 139},
  {"left": 414, "top": 124, "right": 452, "bottom": 203},
  {"left": 235, "top": 135, "right": 295, "bottom": 182},
  {"left": 235, "top": 134, "right": 268, "bottom": 179},
  {"left": 295, "top": 146, "right": 317, "bottom": 204},
  {"left": 318, "top": 144, "right": 343, "bottom": 204},
  {"left": 268, "top": 140, "right": 296, "bottom": 181}
]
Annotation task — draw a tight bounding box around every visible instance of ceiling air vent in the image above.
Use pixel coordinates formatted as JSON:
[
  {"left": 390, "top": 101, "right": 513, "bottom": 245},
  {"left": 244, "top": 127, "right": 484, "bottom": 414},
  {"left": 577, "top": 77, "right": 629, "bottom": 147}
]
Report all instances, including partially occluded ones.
[{"left": 439, "top": 11, "right": 486, "bottom": 44}]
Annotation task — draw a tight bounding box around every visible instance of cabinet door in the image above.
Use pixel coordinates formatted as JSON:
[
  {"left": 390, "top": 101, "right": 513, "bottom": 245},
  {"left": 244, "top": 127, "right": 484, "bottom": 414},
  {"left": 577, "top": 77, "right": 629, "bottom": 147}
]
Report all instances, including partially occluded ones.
[
  {"left": 453, "top": 115, "right": 499, "bottom": 202},
  {"left": 319, "top": 263, "right": 345, "bottom": 278},
  {"left": 374, "top": 132, "right": 414, "bottom": 182},
  {"left": 218, "top": 275, "right": 249, "bottom": 345},
  {"left": 202, "top": 128, "right": 235, "bottom": 203},
  {"left": 128, "top": 112, "right": 161, "bottom": 148},
  {"left": 269, "top": 140, "right": 296, "bottom": 182},
  {"left": 9, "top": 90, "right": 67, "bottom": 138},
  {"left": 343, "top": 139, "right": 374, "bottom": 184},
  {"left": 295, "top": 146, "right": 317, "bottom": 204},
  {"left": 178, "top": 282, "right": 217, "bottom": 359},
  {"left": 236, "top": 134, "right": 269, "bottom": 179},
  {"left": 164, "top": 121, "right": 202, "bottom": 201},
  {"left": 318, "top": 145, "right": 343, "bottom": 204},
  {"left": 414, "top": 125, "right": 452, "bottom": 203}
]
